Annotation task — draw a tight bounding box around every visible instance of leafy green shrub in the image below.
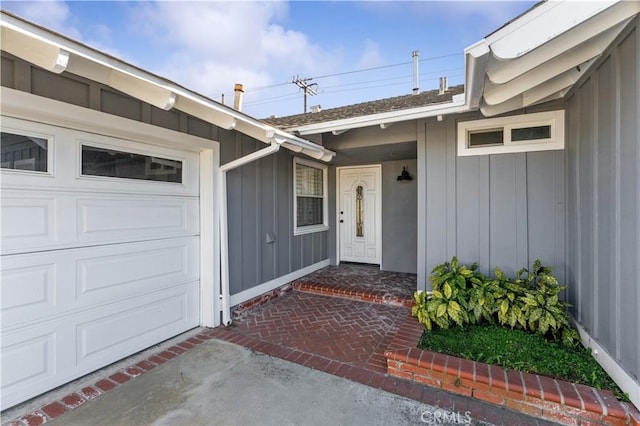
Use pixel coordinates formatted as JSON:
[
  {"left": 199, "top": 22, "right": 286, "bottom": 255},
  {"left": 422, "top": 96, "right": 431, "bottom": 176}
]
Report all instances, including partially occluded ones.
[
  {"left": 412, "top": 257, "right": 579, "bottom": 345},
  {"left": 516, "top": 260, "right": 579, "bottom": 345},
  {"left": 412, "top": 257, "right": 475, "bottom": 329}
]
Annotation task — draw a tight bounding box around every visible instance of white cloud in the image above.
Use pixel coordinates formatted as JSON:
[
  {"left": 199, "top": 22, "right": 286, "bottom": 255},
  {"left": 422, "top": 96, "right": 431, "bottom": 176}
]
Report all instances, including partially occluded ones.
[
  {"left": 127, "top": 1, "right": 340, "bottom": 105},
  {"left": 356, "top": 39, "right": 384, "bottom": 70},
  {"left": 2, "top": 0, "right": 81, "bottom": 39}
]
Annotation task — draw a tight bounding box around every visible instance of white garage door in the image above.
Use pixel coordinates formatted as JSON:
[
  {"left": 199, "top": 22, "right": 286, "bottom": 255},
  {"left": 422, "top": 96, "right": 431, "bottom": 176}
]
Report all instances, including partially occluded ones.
[{"left": 1, "top": 116, "right": 201, "bottom": 409}]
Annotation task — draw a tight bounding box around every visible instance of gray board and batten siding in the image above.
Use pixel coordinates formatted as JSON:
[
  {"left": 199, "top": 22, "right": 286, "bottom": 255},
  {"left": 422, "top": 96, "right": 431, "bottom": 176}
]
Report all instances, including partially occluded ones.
[
  {"left": 223, "top": 140, "right": 328, "bottom": 295},
  {"left": 565, "top": 17, "right": 639, "bottom": 384},
  {"left": 0, "top": 52, "right": 326, "bottom": 298},
  {"left": 416, "top": 101, "right": 567, "bottom": 290}
]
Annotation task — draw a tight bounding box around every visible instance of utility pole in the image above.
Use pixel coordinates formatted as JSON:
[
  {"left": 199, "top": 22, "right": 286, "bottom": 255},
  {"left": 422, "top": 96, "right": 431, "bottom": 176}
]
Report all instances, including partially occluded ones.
[{"left": 292, "top": 75, "right": 318, "bottom": 113}]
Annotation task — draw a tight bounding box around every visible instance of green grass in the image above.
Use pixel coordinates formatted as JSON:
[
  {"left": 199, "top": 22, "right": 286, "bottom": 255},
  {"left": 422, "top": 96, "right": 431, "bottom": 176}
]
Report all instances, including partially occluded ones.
[{"left": 418, "top": 324, "right": 629, "bottom": 402}]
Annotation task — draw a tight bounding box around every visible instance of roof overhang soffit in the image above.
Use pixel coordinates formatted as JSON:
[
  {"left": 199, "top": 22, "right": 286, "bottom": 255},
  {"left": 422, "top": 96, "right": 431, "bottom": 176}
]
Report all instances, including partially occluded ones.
[
  {"left": 465, "top": 0, "right": 640, "bottom": 117},
  {"left": 290, "top": 94, "right": 467, "bottom": 136},
  {"left": 0, "top": 13, "right": 334, "bottom": 162}
]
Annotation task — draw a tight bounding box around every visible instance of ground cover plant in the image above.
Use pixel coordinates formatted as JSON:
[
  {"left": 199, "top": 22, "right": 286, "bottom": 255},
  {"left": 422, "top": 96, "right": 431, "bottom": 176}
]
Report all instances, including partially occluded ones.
[
  {"left": 417, "top": 324, "right": 628, "bottom": 401},
  {"left": 412, "top": 257, "right": 628, "bottom": 401}
]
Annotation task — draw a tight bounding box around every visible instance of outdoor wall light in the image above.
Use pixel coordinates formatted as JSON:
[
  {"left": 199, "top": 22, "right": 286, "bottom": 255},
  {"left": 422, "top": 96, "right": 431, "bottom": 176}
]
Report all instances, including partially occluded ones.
[{"left": 397, "top": 166, "right": 412, "bottom": 181}]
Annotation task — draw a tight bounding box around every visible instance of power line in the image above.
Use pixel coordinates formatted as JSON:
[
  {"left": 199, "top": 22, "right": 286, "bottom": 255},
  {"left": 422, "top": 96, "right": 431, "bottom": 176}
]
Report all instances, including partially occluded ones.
[
  {"left": 320, "top": 67, "right": 462, "bottom": 91},
  {"left": 217, "top": 52, "right": 461, "bottom": 98},
  {"left": 310, "top": 52, "right": 460, "bottom": 80},
  {"left": 292, "top": 75, "right": 318, "bottom": 113}
]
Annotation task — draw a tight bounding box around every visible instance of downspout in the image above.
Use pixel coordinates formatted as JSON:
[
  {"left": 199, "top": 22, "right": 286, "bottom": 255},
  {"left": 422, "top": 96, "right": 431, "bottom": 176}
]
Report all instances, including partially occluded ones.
[{"left": 219, "top": 141, "right": 282, "bottom": 325}]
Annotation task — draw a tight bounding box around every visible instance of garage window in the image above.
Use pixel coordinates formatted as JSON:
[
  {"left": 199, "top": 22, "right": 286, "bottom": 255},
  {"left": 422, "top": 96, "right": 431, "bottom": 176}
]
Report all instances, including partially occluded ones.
[
  {"left": 82, "top": 145, "right": 182, "bottom": 183},
  {"left": 1, "top": 131, "right": 49, "bottom": 172}
]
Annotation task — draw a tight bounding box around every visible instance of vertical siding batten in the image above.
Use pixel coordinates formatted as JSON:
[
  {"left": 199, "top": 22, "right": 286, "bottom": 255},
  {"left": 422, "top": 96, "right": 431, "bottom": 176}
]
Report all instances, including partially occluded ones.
[
  {"left": 478, "top": 155, "right": 491, "bottom": 273},
  {"left": 446, "top": 119, "right": 457, "bottom": 261},
  {"left": 564, "top": 18, "right": 640, "bottom": 392},
  {"left": 616, "top": 26, "right": 639, "bottom": 379},
  {"left": 515, "top": 153, "right": 529, "bottom": 269}
]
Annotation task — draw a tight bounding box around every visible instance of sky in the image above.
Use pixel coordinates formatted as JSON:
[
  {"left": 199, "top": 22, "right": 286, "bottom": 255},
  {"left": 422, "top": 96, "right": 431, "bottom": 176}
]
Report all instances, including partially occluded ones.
[{"left": 2, "top": 1, "right": 537, "bottom": 119}]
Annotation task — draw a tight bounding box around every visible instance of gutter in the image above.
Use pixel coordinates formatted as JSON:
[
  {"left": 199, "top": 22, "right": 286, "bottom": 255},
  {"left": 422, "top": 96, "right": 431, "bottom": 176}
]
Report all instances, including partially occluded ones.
[{"left": 218, "top": 141, "right": 283, "bottom": 325}]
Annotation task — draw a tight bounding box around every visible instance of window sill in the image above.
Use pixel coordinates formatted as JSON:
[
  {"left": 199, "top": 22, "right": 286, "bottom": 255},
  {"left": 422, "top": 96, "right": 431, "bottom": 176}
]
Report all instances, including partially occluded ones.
[{"left": 294, "top": 225, "right": 329, "bottom": 236}]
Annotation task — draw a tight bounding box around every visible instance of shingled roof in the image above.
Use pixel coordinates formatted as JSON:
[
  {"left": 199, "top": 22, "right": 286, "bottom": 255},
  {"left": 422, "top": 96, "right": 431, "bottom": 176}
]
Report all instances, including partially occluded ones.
[{"left": 262, "top": 84, "right": 465, "bottom": 129}]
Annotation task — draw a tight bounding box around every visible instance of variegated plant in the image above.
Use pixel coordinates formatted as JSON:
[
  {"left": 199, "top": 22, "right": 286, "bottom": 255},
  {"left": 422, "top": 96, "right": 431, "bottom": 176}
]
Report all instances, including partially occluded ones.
[{"left": 412, "top": 257, "right": 580, "bottom": 345}]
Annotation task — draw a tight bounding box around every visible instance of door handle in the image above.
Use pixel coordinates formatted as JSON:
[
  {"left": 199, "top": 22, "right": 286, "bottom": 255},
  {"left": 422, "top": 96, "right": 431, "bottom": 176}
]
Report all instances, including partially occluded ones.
[{"left": 339, "top": 220, "right": 344, "bottom": 223}]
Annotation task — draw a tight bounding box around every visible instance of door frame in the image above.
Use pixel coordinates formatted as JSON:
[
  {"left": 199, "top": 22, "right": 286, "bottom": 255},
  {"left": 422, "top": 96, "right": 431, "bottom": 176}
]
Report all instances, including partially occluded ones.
[{"left": 336, "top": 164, "right": 382, "bottom": 266}]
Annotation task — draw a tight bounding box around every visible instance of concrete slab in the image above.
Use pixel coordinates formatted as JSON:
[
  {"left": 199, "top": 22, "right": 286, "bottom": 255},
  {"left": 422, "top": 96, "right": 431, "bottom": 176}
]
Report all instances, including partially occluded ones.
[{"left": 50, "top": 339, "right": 487, "bottom": 426}]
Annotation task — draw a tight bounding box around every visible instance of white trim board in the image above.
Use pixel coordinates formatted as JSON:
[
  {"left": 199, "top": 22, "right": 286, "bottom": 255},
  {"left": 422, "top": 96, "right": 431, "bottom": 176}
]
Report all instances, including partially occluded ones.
[
  {"left": 1, "top": 88, "right": 216, "bottom": 152},
  {"left": 229, "top": 259, "right": 330, "bottom": 307},
  {"left": 574, "top": 318, "right": 640, "bottom": 410}
]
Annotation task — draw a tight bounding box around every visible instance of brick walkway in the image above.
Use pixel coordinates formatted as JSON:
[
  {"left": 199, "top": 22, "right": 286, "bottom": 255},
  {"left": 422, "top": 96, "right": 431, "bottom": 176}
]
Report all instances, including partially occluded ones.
[
  {"left": 209, "top": 276, "right": 556, "bottom": 426},
  {"left": 227, "top": 291, "right": 409, "bottom": 372},
  {"left": 2, "top": 266, "right": 556, "bottom": 426}
]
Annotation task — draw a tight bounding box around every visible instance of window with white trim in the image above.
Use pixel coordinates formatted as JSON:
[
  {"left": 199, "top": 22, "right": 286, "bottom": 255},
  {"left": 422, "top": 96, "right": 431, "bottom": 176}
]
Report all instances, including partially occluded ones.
[
  {"left": 81, "top": 144, "right": 183, "bottom": 183},
  {"left": 457, "top": 110, "right": 564, "bottom": 156},
  {"left": 1, "top": 130, "right": 51, "bottom": 173},
  {"left": 294, "top": 157, "right": 328, "bottom": 235}
]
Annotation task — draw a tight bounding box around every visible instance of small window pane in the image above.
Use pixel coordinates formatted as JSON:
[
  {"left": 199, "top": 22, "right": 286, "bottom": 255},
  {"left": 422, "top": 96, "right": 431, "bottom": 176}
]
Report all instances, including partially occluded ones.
[
  {"left": 1, "top": 132, "right": 48, "bottom": 172},
  {"left": 297, "top": 197, "right": 323, "bottom": 226},
  {"left": 82, "top": 145, "right": 182, "bottom": 183},
  {"left": 356, "top": 185, "right": 364, "bottom": 237},
  {"left": 511, "top": 125, "right": 551, "bottom": 142},
  {"left": 468, "top": 129, "right": 503, "bottom": 147},
  {"left": 296, "top": 163, "right": 323, "bottom": 197}
]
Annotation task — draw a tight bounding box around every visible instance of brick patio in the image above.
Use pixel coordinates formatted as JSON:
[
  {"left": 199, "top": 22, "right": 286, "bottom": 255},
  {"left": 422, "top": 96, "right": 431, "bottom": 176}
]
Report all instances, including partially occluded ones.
[{"left": 2, "top": 265, "right": 591, "bottom": 426}]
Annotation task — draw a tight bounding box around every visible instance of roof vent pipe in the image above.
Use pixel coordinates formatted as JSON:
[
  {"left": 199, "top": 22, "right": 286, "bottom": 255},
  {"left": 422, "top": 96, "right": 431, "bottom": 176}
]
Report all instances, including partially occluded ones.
[
  {"left": 311, "top": 104, "right": 321, "bottom": 113},
  {"left": 412, "top": 50, "right": 419, "bottom": 95},
  {"left": 439, "top": 76, "right": 448, "bottom": 95},
  {"left": 233, "top": 83, "right": 244, "bottom": 111}
]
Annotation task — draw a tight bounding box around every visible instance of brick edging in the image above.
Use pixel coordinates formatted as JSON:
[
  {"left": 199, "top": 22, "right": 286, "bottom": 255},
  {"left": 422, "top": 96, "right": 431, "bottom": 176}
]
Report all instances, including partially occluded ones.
[
  {"left": 384, "top": 316, "right": 640, "bottom": 426},
  {"left": 293, "top": 280, "right": 413, "bottom": 307},
  {"left": 1, "top": 332, "right": 218, "bottom": 426}
]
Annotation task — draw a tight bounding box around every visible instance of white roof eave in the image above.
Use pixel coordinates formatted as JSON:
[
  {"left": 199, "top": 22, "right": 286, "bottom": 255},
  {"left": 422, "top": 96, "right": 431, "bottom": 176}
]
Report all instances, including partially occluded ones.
[
  {"left": 468, "top": 0, "right": 639, "bottom": 117},
  {"left": 291, "top": 95, "right": 468, "bottom": 136},
  {"left": 0, "top": 11, "right": 334, "bottom": 161}
]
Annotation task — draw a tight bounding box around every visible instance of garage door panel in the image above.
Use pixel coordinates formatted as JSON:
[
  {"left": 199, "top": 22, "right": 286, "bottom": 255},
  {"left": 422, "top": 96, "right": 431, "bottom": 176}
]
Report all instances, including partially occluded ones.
[
  {"left": 2, "top": 237, "right": 199, "bottom": 330},
  {"left": 78, "top": 290, "right": 193, "bottom": 362},
  {"left": 1, "top": 190, "right": 199, "bottom": 255},
  {"left": 1, "top": 116, "right": 201, "bottom": 196},
  {"left": 1, "top": 283, "right": 198, "bottom": 410},
  {"left": 1, "top": 262, "right": 56, "bottom": 313},
  {"left": 76, "top": 238, "right": 198, "bottom": 304},
  {"left": 77, "top": 196, "right": 198, "bottom": 242},
  {"left": 1, "top": 195, "right": 58, "bottom": 249},
  {"left": 1, "top": 326, "right": 61, "bottom": 410},
  {"left": 1, "top": 332, "right": 56, "bottom": 390}
]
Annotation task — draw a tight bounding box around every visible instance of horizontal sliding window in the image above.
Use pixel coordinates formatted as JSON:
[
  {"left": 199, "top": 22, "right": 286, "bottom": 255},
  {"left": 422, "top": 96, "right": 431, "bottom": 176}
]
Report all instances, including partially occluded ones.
[
  {"left": 1, "top": 131, "right": 49, "bottom": 172},
  {"left": 82, "top": 145, "right": 182, "bottom": 183},
  {"left": 458, "top": 110, "right": 564, "bottom": 156}
]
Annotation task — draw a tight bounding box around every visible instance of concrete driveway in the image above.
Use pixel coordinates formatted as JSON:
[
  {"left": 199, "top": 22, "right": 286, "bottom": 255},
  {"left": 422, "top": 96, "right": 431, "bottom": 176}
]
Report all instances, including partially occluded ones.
[{"left": 48, "top": 339, "right": 478, "bottom": 426}]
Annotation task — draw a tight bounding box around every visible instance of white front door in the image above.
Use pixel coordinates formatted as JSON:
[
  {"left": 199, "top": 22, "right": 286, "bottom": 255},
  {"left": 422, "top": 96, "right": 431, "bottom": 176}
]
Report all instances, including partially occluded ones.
[{"left": 338, "top": 165, "right": 382, "bottom": 265}]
